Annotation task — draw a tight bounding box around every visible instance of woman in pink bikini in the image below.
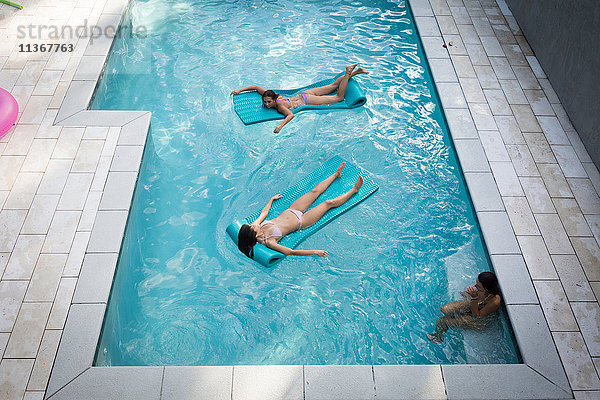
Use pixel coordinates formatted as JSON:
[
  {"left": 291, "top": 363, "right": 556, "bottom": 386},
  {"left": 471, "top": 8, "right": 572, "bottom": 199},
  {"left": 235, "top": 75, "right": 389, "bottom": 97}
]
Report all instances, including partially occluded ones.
[
  {"left": 237, "top": 162, "right": 363, "bottom": 258},
  {"left": 231, "top": 63, "right": 368, "bottom": 133}
]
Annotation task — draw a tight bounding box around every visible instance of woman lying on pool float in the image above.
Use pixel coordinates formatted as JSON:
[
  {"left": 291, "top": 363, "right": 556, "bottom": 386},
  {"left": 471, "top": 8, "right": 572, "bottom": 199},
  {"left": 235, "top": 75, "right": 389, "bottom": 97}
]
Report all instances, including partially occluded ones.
[
  {"left": 426, "top": 272, "right": 501, "bottom": 344},
  {"left": 237, "top": 162, "right": 363, "bottom": 258},
  {"left": 230, "top": 63, "right": 368, "bottom": 133}
]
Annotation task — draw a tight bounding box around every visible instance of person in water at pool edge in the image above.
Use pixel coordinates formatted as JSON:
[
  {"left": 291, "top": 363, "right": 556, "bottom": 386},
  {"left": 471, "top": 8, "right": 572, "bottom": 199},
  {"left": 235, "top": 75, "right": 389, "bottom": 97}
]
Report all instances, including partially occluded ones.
[
  {"left": 237, "top": 162, "right": 363, "bottom": 258},
  {"left": 426, "top": 272, "right": 501, "bottom": 344},
  {"left": 230, "top": 63, "right": 369, "bottom": 133}
]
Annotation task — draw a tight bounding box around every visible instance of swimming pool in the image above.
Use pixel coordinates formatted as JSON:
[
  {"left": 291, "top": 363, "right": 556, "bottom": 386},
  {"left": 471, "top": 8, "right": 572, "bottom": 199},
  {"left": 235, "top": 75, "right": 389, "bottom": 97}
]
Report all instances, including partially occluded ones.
[{"left": 92, "top": 0, "right": 520, "bottom": 366}]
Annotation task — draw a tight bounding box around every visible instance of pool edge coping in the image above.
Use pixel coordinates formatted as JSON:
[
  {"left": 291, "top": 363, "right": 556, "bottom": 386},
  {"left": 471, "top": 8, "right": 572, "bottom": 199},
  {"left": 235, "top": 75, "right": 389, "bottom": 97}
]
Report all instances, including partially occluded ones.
[{"left": 44, "top": 0, "right": 573, "bottom": 398}]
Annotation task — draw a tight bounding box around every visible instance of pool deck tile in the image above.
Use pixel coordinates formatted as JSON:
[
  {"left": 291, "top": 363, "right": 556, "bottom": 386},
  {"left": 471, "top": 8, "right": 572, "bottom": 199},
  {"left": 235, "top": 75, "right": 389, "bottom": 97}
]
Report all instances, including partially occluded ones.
[
  {"left": 163, "top": 366, "right": 232, "bottom": 400},
  {"left": 304, "top": 365, "right": 375, "bottom": 400},
  {"left": 373, "top": 365, "right": 446, "bottom": 400},
  {"left": 72, "top": 253, "right": 118, "bottom": 304},
  {"left": 442, "top": 364, "right": 570, "bottom": 399},
  {"left": 233, "top": 365, "right": 304, "bottom": 400},
  {"left": 490, "top": 254, "right": 537, "bottom": 304},
  {"left": 47, "top": 366, "right": 163, "bottom": 400},
  {"left": 506, "top": 304, "right": 571, "bottom": 393},
  {"left": 1, "top": 0, "right": 599, "bottom": 398}
]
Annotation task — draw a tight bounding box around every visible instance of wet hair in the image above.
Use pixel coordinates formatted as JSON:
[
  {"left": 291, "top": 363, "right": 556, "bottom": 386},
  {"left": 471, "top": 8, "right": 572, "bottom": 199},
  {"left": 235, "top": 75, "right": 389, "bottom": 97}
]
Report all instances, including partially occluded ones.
[
  {"left": 238, "top": 224, "right": 257, "bottom": 258},
  {"left": 478, "top": 272, "right": 500, "bottom": 295},
  {"left": 262, "top": 90, "right": 279, "bottom": 102}
]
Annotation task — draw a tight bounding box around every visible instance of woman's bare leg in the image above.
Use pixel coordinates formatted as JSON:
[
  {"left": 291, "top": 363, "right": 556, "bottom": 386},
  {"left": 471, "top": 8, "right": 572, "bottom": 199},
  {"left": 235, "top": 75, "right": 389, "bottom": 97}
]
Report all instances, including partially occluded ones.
[
  {"left": 305, "top": 67, "right": 369, "bottom": 96},
  {"left": 301, "top": 176, "right": 364, "bottom": 228},
  {"left": 289, "top": 163, "right": 346, "bottom": 212},
  {"left": 304, "top": 63, "right": 357, "bottom": 106}
]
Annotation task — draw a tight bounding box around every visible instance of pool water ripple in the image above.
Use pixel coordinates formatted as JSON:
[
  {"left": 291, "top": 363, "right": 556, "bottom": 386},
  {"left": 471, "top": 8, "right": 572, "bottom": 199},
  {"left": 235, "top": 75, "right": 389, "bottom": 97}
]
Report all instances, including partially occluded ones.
[{"left": 92, "top": 0, "right": 520, "bottom": 366}]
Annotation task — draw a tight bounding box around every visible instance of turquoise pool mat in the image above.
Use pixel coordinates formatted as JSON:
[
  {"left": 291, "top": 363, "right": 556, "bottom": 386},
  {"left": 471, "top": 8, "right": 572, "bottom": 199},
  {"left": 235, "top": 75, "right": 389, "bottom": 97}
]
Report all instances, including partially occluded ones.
[
  {"left": 231, "top": 76, "right": 367, "bottom": 125},
  {"left": 226, "top": 155, "right": 379, "bottom": 267}
]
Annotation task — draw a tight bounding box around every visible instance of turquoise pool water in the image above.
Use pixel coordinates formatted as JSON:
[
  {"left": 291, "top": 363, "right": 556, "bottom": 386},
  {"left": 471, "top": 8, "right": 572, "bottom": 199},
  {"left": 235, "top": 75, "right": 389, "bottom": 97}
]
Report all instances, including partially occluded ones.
[{"left": 92, "top": 0, "right": 520, "bottom": 365}]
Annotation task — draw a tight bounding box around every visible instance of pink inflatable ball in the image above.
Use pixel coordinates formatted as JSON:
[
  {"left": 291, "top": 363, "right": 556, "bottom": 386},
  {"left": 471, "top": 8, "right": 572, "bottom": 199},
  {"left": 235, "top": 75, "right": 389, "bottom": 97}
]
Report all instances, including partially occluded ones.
[{"left": 0, "top": 87, "right": 19, "bottom": 139}]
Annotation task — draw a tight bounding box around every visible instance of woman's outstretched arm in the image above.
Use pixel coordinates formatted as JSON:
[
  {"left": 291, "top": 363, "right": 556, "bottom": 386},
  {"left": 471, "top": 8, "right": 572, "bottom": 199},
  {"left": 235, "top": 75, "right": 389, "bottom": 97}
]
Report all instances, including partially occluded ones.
[
  {"left": 231, "top": 85, "right": 266, "bottom": 96},
  {"left": 268, "top": 242, "right": 328, "bottom": 257},
  {"left": 252, "top": 194, "right": 282, "bottom": 226},
  {"left": 274, "top": 107, "right": 294, "bottom": 133}
]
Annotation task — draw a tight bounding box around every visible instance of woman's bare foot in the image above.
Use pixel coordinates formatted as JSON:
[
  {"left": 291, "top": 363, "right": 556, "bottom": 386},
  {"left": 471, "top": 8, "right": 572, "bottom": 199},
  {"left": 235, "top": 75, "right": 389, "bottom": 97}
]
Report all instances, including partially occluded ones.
[
  {"left": 352, "top": 67, "right": 369, "bottom": 76},
  {"left": 352, "top": 176, "right": 364, "bottom": 193},
  {"left": 346, "top": 63, "right": 359, "bottom": 75},
  {"left": 334, "top": 162, "right": 346, "bottom": 178}
]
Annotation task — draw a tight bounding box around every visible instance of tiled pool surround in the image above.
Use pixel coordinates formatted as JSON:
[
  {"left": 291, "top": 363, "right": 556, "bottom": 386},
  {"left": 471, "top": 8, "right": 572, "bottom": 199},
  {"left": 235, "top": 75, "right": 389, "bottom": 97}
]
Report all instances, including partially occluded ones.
[{"left": 1, "top": 0, "right": 599, "bottom": 398}]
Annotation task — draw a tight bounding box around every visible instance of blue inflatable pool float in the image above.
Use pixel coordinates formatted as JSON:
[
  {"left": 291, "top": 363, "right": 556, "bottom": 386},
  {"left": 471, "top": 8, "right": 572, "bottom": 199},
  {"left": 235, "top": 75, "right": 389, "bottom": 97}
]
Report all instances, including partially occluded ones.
[
  {"left": 226, "top": 156, "right": 378, "bottom": 267},
  {"left": 232, "top": 76, "right": 367, "bottom": 125}
]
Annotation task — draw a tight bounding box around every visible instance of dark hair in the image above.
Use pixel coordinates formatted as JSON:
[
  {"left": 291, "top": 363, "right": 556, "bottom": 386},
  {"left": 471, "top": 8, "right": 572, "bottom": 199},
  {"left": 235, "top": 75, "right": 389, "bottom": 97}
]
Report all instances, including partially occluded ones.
[
  {"left": 238, "top": 224, "right": 257, "bottom": 258},
  {"left": 478, "top": 272, "right": 500, "bottom": 295},
  {"left": 262, "top": 90, "right": 278, "bottom": 101}
]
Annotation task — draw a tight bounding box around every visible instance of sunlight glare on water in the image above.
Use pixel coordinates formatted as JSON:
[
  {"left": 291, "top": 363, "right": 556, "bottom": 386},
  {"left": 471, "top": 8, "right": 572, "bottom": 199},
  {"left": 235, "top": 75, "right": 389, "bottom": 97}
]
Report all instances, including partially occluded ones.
[{"left": 92, "top": 0, "right": 520, "bottom": 366}]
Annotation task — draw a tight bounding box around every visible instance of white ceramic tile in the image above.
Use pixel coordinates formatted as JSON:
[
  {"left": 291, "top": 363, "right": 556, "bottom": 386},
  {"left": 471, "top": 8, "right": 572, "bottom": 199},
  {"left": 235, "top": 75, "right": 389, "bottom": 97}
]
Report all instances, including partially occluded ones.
[
  {"left": 0, "top": 281, "right": 28, "bottom": 332},
  {"left": 566, "top": 130, "right": 594, "bottom": 164},
  {"left": 457, "top": 23, "right": 480, "bottom": 44},
  {"left": 510, "top": 104, "right": 542, "bottom": 132},
  {"left": 524, "top": 89, "right": 554, "bottom": 116},
  {"left": 480, "top": 36, "right": 504, "bottom": 57},
  {"left": 519, "top": 176, "right": 554, "bottom": 213},
  {"left": 525, "top": 55, "right": 546, "bottom": 78},
  {"left": 478, "top": 130, "right": 510, "bottom": 161},
  {"left": 494, "top": 115, "right": 525, "bottom": 144},
  {"left": 57, "top": 173, "right": 93, "bottom": 211},
  {"left": 506, "top": 144, "right": 539, "bottom": 177},
  {"left": 41, "top": 210, "right": 81, "bottom": 253},
  {"left": 572, "top": 302, "right": 600, "bottom": 357},
  {"left": 443, "top": 34, "right": 468, "bottom": 55},
  {"left": 27, "top": 329, "right": 62, "bottom": 391},
  {"left": 454, "top": 138, "right": 490, "bottom": 172},
  {"left": 305, "top": 365, "right": 375, "bottom": 400},
  {"left": 21, "top": 139, "right": 57, "bottom": 172},
  {"left": 571, "top": 237, "right": 600, "bottom": 282},
  {"left": 3, "top": 124, "right": 38, "bottom": 155},
  {"left": 444, "top": 108, "right": 478, "bottom": 139},
  {"left": 0, "top": 359, "right": 35, "bottom": 400},
  {"left": 491, "top": 254, "right": 538, "bottom": 304},
  {"left": 4, "top": 302, "right": 52, "bottom": 358},
  {"left": 483, "top": 88, "right": 511, "bottom": 115},
  {"left": 21, "top": 195, "right": 60, "bottom": 235},
  {"left": 32, "top": 70, "right": 63, "bottom": 96},
  {"left": 52, "top": 126, "right": 84, "bottom": 159},
  {"left": 489, "top": 161, "right": 523, "bottom": 196},
  {"left": 2, "top": 235, "right": 45, "bottom": 280},
  {"left": 19, "top": 96, "right": 53, "bottom": 124},
  {"left": 450, "top": 6, "right": 471, "bottom": 25},
  {"left": 478, "top": 211, "right": 520, "bottom": 254},
  {"left": 414, "top": 16, "right": 442, "bottom": 37},
  {"left": 490, "top": 57, "right": 517, "bottom": 80},
  {"left": 538, "top": 78, "right": 560, "bottom": 104},
  {"left": 499, "top": 79, "right": 527, "bottom": 104},
  {"left": 162, "top": 366, "right": 232, "bottom": 400},
  {"left": 535, "top": 213, "right": 573, "bottom": 255},
  {"left": 471, "top": 16, "right": 494, "bottom": 36},
  {"left": 0, "top": 209, "right": 28, "bottom": 252},
  {"left": 25, "top": 254, "right": 67, "bottom": 302},
  {"left": 78, "top": 190, "right": 102, "bottom": 231},
  {"left": 553, "top": 332, "right": 600, "bottom": 390},
  {"left": 537, "top": 116, "right": 570, "bottom": 145},
  {"left": 503, "top": 196, "right": 539, "bottom": 235},
  {"left": 430, "top": 57, "right": 458, "bottom": 82},
  {"left": 3, "top": 172, "right": 42, "bottom": 209},
  {"left": 538, "top": 164, "right": 573, "bottom": 198},
  {"left": 110, "top": 145, "right": 144, "bottom": 172},
  {"left": 568, "top": 179, "right": 600, "bottom": 215},
  {"left": 46, "top": 278, "right": 78, "bottom": 330},
  {"left": 73, "top": 253, "right": 118, "bottom": 303},
  {"left": 72, "top": 139, "right": 104, "bottom": 172},
  {"left": 473, "top": 65, "right": 500, "bottom": 89},
  {"left": 468, "top": 103, "right": 496, "bottom": 130},
  {"left": 451, "top": 55, "right": 476, "bottom": 78},
  {"left": 459, "top": 77, "right": 486, "bottom": 103},
  {"left": 83, "top": 126, "right": 109, "bottom": 140},
  {"left": 553, "top": 198, "right": 593, "bottom": 236},
  {"left": 522, "top": 132, "right": 555, "bottom": 163},
  {"left": 436, "top": 82, "right": 467, "bottom": 108},
  {"left": 0, "top": 155, "right": 26, "bottom": 190},
  {"left": 87, "top": 210, "right": 127, "bottom": 252},
  {"left": 517, "top": 235, "right": 558, "bottom": 279},
  {"left": 552, "top": 254, "right": 596, "bottom": 301},
  {"left": 374, "top": 365, "right": 445, "bottom": 400},
  {"left": 533, "top": 280, "right": 578, "bottom": 331},
  {"left": 512, "top": 65, "right": 540, "bottom": 90},
  {"left": 502, "top": 44, "right": 527, "bottom": 66},
  {"left": 465, "top": 43, "right": 490, "bottom": 66},
  {"left": 232, "top": 365, "right": 303, "bottom": 400},
  {"left": 464, "top": 172, "right": 504, "bottom": 211},
  {"left": 584, "top": 215, "right": 600, "bottom": 250}
]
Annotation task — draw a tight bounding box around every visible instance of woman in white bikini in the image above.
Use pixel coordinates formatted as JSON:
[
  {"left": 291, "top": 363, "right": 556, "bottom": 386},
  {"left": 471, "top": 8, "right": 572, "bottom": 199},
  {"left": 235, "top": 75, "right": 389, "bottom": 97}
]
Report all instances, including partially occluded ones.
[
  {"left": 426, "top": 272, "right": 502, "bottom": 343},
  {"left": 237, "top": 162, "right": 363, "bottom": 258},
  {"left": 231, "top": 63, "right": 368, "bottom": 132}
]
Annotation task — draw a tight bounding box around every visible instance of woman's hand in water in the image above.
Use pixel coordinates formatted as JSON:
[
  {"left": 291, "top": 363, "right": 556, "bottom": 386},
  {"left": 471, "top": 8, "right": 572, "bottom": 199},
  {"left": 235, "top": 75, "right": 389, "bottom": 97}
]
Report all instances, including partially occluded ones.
[
  {"left": 230, "top": 89, "right": 241, "bottom": 95},
  {"left": 274, "top": 124, "right": 283, "bottom": 133},
  {"left": 271, "top": 194, "right": 282, "bottom": 201},
  {"left": 313, "top": 250, "right": 328, "bottom": 257}
]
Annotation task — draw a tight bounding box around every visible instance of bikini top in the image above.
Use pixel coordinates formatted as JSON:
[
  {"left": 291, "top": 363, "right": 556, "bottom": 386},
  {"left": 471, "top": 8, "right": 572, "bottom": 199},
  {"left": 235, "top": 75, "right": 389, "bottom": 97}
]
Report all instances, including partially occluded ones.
[{"left": 260, "top": 220, "right": 282, "bottom": 239}]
